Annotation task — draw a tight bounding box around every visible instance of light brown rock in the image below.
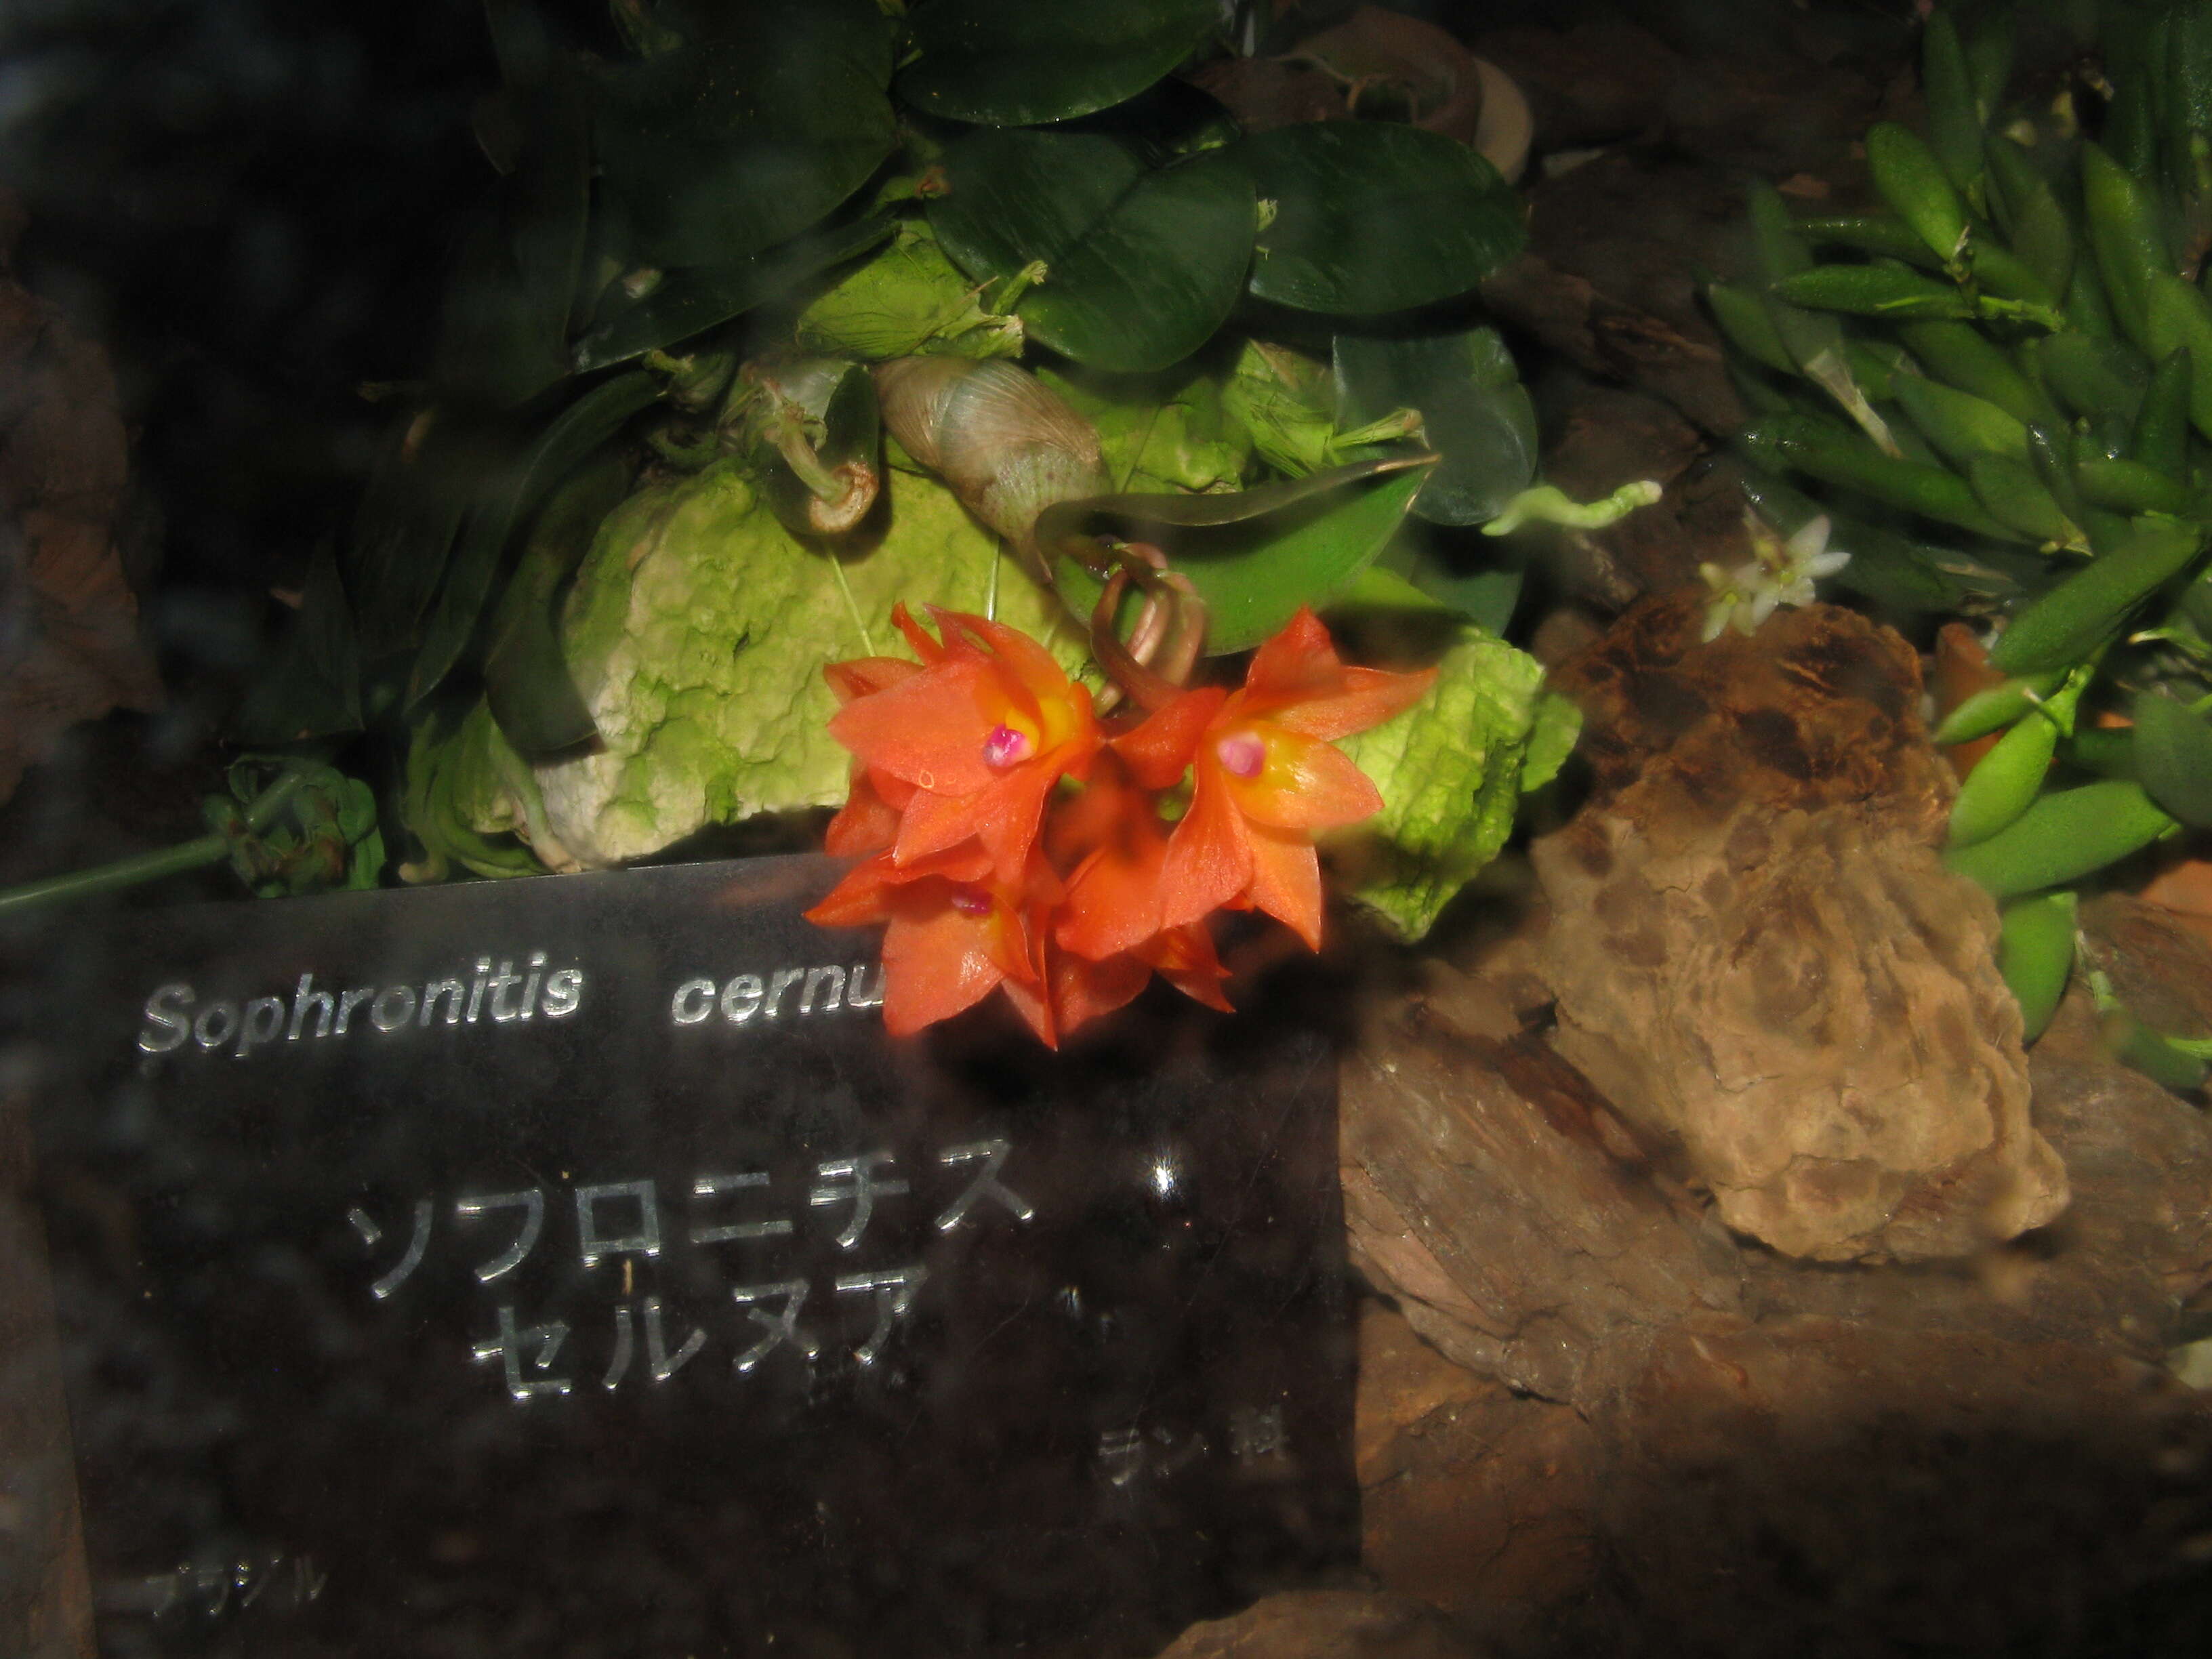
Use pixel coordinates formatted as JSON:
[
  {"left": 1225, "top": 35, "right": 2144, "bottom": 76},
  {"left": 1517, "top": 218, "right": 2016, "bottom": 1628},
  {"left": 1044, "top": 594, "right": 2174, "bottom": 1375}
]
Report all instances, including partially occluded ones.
[{"left": 1530, "top": 596, "right": 2067, "bottom": 1261}]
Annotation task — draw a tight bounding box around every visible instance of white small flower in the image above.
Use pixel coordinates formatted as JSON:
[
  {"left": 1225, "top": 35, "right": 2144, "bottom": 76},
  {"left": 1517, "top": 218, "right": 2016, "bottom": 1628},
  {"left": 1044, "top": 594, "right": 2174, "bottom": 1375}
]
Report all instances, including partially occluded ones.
[{"left": 1702, "top": 512, "right": 1850, "bottom": 642}]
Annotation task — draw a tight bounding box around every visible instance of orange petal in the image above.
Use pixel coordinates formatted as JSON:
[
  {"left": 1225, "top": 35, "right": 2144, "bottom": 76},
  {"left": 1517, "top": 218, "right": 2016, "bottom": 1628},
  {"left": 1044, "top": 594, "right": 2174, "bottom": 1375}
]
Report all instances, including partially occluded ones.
[
  {"left": 1057, "top": 821, "right": 1168, "bottom": 961},
  {"left": 1241, "top": 821, "right": 1324, "bottom": 950},
  {"left": 1111, "top": 687, "right": 1227, "bottom": 790},
  {"left": 1242, "top": 607, "right": 1343, "bottom": 705},
  {"left": 829, "top": 657, "right": 1000, "bottom": 794},
  {"left": 1052, "top": 949, "right": 1150, "bottom": 1036},
  {"left": 997, "top": 972, "right": 1060, "bottom": 1048},
  {"left": 825, "top": 656, "right": 920, "bottom": 703},
  {"left": 1140, "top": 922, "right": 1234, "bottom": 1012},
  {"left": 1227, "top": 726, "right": 1384, "bottom": 830},
  {"left": 880, "top": 901, "right": 1005, "bottom": 1036},
  {"left": 824, "top": 769, "right": 903, "bottom": 857},
  {"left": 890, "top": 602, "right": 955, "bottom": 665},
  {"left": 1158, "top": 764, "right": 1252, "bottom": 932},
  {"left": 1265, "top": 663, "right": 1437, "bottom": 741}
]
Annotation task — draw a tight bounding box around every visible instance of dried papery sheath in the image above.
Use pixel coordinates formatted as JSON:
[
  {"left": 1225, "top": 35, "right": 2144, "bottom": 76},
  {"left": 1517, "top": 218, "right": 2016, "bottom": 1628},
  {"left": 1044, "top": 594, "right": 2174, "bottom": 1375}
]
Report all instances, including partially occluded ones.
[{"left": 874, "top": 357, "right": 1107, "bottom": 573}]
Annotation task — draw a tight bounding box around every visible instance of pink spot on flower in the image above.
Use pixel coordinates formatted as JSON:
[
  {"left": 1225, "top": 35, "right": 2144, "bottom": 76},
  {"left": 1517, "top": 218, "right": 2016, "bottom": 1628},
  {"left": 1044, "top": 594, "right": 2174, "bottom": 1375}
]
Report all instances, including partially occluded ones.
[
  {"left": 1214, "top": 731, "right": 1265, "bottom": 779},
  {"left": 981, "top": 724, "right": 1032, "bottom": 769},
  {"left": 950, "top": 886, "right": 992, "bottom": 916}
]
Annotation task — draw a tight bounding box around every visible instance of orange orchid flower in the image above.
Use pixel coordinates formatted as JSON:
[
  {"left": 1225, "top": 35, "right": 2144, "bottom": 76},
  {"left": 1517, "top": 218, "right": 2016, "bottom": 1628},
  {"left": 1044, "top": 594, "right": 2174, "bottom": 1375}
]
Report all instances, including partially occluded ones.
[
  {"left": 1138, "top": 607, "right": 1435, "bottom": 950},
  {"left": 804, "top": 842, "right": 1063, "bottom": 1044},
  {"left": 821, "top": 655, "right": 920, "bottom": 857},
  {"left": 827, "top": 605, "right": 1099, "bottom": 883}
]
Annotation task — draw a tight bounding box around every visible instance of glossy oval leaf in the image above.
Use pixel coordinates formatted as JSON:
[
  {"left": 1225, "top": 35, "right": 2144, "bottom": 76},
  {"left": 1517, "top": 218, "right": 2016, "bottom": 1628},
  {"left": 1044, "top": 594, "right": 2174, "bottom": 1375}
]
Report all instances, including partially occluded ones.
[
  {"left": 897, "top": 0, "right": 1217, "bottom": 127},
  {"left": 2131, "top": 689, "right": 2212, "bottom": 826},
  {"left": 594, "top": 0, "right": 895, "bottom": 269},
  {"left": 574, "top": 212, "right": 893, "bottom": 372},
  {"left": 409, "top": 371, "right": 664, "bottom": 710},
  {"left": 1240, "top": 123, "right": 1525, "bottom": 314},
  {"left": 1042, "top": 455, "right": 1433, "bottom": 653},
  {"left": 1334, "top": 327, "right": 1535, "bottom": 525},
  {"left": 929, "top": 128, "right": 1254, "bottom": 371}
]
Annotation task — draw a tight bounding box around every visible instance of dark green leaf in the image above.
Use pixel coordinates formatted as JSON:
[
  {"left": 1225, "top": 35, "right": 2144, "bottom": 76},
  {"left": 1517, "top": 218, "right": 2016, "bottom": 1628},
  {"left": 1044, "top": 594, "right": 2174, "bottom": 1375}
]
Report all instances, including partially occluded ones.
[
  {"left": 1334, "top": 328, "right": 1535, "bottom": 525},
  {"left": 483, "top": 454, "right": 633, "bottom": 759},
  {"left": 573, "top": 212, "right": 893, "bottom": 371},
  {"left": 1240, "top": 123, "right": 1524, "bottom": 314},
  {"left": 897, "top": 0, "right": 1216, "bottom": 126},
  {"left": 409, "top": 371, "right": 663, "bottom": 708},
  {"left": 928, "top": 129, "right": 1253, "bottom": 371},
  {"left": 434, "top": 70, "right": 592, "bottom": 406},
  {"left": 1041, "top": 455, "right": 1433, "bottom": 653},
  {"left": 232, "top": 548, "right": 364, "bottom": 743},
  {"left": 2131, "top": 689, "right": 2212, "bottom": 825},
  {"left": 346, "top": 409, "right": 510, "bottom": 661},
  {"left": 595, "top": 0, "right": 895, "bottom": 269},
  {"left": 1373, "top": 520, "right": 1525, "bottom": 634}
]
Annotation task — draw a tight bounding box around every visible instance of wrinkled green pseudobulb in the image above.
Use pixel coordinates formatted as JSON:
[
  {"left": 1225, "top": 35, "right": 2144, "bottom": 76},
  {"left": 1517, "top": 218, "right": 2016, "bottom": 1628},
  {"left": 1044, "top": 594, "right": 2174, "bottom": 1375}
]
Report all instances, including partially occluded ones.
[
  {"left": 476, "top": 460, "right": 1082, "bottom": 868},
  {"left": 1330, "top": 627, "right": 1578, "bottom": 940}
]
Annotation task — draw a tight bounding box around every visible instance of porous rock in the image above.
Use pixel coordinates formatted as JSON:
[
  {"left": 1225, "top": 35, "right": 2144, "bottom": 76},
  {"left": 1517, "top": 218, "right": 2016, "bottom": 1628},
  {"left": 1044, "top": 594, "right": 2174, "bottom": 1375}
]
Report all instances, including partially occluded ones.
[{"left": 1530, "top": 595, "right": 2067, "bottom": 1261}]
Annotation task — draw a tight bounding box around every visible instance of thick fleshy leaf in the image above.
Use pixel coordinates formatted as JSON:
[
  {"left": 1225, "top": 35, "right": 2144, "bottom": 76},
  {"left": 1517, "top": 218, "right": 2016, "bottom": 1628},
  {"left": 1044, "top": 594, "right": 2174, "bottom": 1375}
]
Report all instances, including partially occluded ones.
[
  {"left": 408, "top": 371, "right": 663, "bottom": 709},
  {"left": 1041, "top": 455, "right": 1433, "bottom": 653},
  {"left": 2131, "top": 689, "right": 2212, "bottom": 826},
  {"left": 575, "top": 213, "right": 893, "bottom": 372},
  {"left": 896, "top": 0, "right": 1217, "bottom": 127},
  {"left": 232, "top": 547, "right": 363, "bottom": 743},
  {"left": 594, "top": 0, "right": 894, "bottom": 269},
  {"left": 483, "top": 454, "right": 632, "bottom": 759},
  {"left": 929, "top": 128, "right": 1254, "bottom": 372},
  {"left": 1240, "top": 123, "right": 1524, "bottom": 314},
  {"left": 434, "top": 70, "right": 592, "bottom": 406},
  {"left": 1334, "top": 328, "right": 1536, "bottom": 525}
]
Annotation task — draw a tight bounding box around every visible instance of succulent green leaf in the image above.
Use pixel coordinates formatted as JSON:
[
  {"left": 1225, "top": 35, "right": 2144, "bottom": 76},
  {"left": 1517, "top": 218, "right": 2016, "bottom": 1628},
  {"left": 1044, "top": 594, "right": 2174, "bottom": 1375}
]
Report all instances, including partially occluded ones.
[
  {"left": 575, "top": 213, "right": 895, "bottom": 372},
  {"left": 2131, "top": 688, "right": 2212, "bottom": 826},
  {"left": 1328, "top": 625, "right": 1555, "bottom": 939},
  {"left": 928, "top": 127, "right": 1254, "bottom": 372},
  {"left": 895, "top": 0, "right": 1216, "bottom": 127},
  {"left": 594, "top": 0, "right": 895, "bottom": 270},
  {"left": 1333, "top": 328, "right": 1536, "bottom": 526},
  {"left": 1240, "top": 123, "right": 1525, "bottom": 315},
  {"left": 1988, "top": 518, "right": 2206, "bottom": 673},
  {"left": 1041, "top": 456, "right": 1433, "bottom": 655},
  {"left": 1999, "top": 889, "right": 2076, "bottom": 1044}
]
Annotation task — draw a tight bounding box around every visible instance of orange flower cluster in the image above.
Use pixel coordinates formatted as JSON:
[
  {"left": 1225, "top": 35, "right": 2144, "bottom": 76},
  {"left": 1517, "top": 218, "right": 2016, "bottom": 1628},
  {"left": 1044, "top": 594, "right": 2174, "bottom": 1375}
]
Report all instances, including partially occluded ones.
[{"left": 804, "top": 605, "right": 1433, "bottom": 1046}]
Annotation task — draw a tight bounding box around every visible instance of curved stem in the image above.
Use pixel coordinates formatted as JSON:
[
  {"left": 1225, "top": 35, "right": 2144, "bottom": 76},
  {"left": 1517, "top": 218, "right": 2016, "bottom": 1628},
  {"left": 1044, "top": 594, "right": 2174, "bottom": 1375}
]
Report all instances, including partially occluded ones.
[
  {"left": 0, "top": 768, "right": 311, "bottom": 921},
  {"left": 1090, "top": 568, "right": 1183, "bottom": 715}
]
